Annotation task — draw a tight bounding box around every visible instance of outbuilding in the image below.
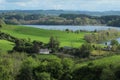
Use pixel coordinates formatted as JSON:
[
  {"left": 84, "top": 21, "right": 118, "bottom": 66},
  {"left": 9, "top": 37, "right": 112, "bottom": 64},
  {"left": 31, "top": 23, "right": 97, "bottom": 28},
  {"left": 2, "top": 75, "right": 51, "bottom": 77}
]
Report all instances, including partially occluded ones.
[{"left": 39, "top": 49, "right": 50, "bottom": 54}]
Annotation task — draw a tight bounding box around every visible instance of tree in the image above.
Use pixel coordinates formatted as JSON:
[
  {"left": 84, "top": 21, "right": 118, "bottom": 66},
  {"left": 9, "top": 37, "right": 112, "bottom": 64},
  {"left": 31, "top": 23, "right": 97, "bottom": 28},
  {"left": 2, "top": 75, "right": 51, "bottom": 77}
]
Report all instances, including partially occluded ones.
[
  {"left": 72, "top": 65, "right": 103, "bottom": 80},
  {"left": 101, "top": 67, "right": 115, "bottom": 80},
  {"left": 16, "top": 57, "right": 39, "bottom": 80},
  {"left": 0, "top": 24, "right": 2, "bottom": 28},
  {"left": 62, "top": 58, "right": 74, "bottom": 71},
  {"left": 0, "top": 58, "right": 14, "bottom": 80},
  {"left": 114, "top": 66, "right": 120, "bottom": 80},
  {"left": 48, "top": 36, "right": 60, "bottom": 53},
  {"left": 65, "top": 29, "right": 70, "bottom": 33},
  {"left": 32, "top": 42, "right": 40, "bottom": 53},
  {"left": 79, "top": 43, "right": 93, "bottom": 58},
  {"left": 35, "top": 72, "right": 51, "bottom": 80},
  {"left": 60, "top": 58, "right": 74, "bottom": 80},
  {"left": 46, "top": 60, "right": 63, "bottom": 79},
  {"left": 111, "top": 39, "right": 119, "bottom": 46},
  {"left": 13, "top": 39, "right": 25, "bottom": 52}
]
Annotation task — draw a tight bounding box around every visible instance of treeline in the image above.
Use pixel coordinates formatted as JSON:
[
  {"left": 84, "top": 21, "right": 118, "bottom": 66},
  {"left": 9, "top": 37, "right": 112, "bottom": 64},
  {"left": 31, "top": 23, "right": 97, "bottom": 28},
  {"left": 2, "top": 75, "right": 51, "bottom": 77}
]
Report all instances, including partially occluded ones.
[
  {"left": 0, "top": 31, "right": 17, "bottom": 42},
  {"left": 84, "top": 29, "right": 120, "bottom": 43},
  {"left": 1, "top": 12, "right": 120, "bottom": 26},
  {"left": 13, "top": 36, "right": 60, "bottom": 53},
  {"left": 107, "top": 19, "right": 120, "bottom": 27},
  {"left": 12, "top": 36, "right": 93, "bottom": 58}
]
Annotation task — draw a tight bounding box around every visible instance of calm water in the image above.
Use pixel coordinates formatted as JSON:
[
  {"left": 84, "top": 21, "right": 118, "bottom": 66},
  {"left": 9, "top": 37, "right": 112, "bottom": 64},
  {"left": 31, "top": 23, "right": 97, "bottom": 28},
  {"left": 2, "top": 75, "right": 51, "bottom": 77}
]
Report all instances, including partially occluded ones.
[
  {"left": 23, "top": 25, "right": 120, "bottom": 31},
  {"left": 22, "top": 25, "right": 120, "bottom": 44}
]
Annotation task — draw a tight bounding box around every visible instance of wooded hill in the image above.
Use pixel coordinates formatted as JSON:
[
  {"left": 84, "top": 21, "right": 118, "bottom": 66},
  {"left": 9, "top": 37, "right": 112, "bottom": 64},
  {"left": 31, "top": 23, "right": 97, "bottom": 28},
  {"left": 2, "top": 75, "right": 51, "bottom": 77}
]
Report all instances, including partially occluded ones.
[{"left": 1, "top": 12, "right": 120, "bottom": 27}]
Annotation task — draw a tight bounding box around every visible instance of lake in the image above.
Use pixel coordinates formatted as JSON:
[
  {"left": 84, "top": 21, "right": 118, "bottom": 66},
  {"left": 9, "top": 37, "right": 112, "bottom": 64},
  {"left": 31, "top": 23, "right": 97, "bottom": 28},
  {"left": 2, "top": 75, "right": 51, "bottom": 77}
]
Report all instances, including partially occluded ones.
[
  {"left": 22, "top": 25, "right": 120, "bottom": 31},
  {"left": 102, "top": 38, "right": 120, "bottom": 45},
  {"left": 22, "top": 25, "right": 120, "bottom": 45}
]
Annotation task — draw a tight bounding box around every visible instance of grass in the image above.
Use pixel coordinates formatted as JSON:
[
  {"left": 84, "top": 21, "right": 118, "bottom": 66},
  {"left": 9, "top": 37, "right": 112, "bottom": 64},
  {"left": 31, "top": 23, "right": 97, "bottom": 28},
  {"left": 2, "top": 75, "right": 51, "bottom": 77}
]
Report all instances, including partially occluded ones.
[
  {"left": 1, "top": 25, "right": 88, "bottom": 47},
  {"left": 0, "top": 40, "right": 14, "bottom": 52},
  {"left": 75, "top": 55, "right": 120, "bottom": 69}
]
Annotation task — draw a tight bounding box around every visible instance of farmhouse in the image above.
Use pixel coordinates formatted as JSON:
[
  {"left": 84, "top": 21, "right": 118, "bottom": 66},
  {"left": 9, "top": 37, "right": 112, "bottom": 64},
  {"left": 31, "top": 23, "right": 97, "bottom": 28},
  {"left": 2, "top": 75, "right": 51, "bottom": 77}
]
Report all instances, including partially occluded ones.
[{"left": 39, "top": 49, "right": 50, "bottom": 54}]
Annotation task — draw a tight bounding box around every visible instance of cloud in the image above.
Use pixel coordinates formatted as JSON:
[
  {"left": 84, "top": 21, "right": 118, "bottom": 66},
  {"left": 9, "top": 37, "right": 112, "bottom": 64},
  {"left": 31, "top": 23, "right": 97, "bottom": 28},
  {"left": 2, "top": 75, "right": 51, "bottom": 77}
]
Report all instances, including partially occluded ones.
[
  {"left": 0, "top": 0, "right": 120, "bottom": 11},
  {"left": 5, "top": 0, "right": 31, "bottom": 2},
  {"left": 0, "top": 0, "right": 5, "bottom": 3}
]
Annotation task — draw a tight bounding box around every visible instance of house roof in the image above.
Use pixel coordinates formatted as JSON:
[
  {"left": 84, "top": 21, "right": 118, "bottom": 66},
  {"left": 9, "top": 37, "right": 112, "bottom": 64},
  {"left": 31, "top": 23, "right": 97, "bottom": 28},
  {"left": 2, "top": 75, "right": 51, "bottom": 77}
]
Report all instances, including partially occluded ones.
[{"left": 40, "top": 49, "right": 50, "bottom": 52}]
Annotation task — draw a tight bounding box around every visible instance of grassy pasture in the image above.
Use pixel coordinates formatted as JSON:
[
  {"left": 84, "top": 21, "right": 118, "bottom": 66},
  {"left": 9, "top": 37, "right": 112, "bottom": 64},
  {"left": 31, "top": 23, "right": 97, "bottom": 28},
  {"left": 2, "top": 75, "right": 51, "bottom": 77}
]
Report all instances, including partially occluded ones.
[{"left": 1, "top": 25, "right": 88, "bottom": 47}]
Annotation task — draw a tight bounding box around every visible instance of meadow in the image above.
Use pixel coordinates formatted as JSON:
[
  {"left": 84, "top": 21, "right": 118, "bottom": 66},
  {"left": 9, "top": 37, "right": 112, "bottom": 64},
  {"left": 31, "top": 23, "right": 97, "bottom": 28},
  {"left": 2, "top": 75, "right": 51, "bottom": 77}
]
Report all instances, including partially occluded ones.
[{"left": 1, "top": 25, "right": 88, "bottom": 47}]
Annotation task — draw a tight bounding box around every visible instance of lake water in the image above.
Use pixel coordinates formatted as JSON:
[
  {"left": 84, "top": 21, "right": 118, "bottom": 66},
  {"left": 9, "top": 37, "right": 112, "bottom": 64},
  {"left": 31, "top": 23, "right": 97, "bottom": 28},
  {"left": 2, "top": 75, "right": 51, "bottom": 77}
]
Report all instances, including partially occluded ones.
[
  {"left": 23, "top": 25, "right": 120, "bottom": 31},
  {"left": 102, "top": 38, "right": 120, "bottom": 45},
  {"left": 22, "top": 25, "right": 120, "bottom": 45}
]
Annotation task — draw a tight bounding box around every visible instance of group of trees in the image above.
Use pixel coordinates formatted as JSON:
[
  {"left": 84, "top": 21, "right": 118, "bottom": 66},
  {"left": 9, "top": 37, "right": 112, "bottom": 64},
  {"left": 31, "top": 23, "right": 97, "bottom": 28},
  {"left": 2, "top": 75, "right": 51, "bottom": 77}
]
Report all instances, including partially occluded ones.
[
  {"left": 108, "top": 39, "right": 120, "bottom": 52},
  {"left": 60, "top": 14, "right": 120, "bottom": 26},
  {"left": 1, "top": 12, "right": 120, "bottom": 26},
  {"left": 107, "top": 19, "right": 120, "bottom": 27},
  {"left": 61, "top": 43, "right": 94, "bottom": 58},
  {"left": 0, "top": 32, "right": 17, "bottom": 42},
  {"left": 84, "top": 29, "right": 120, "bottom": 43},
  {"left": 13, "top": 36, "right": 60, "bottom": 53},
  {"left": 13, "top": 39, "right": 42, "bottom": 53}
]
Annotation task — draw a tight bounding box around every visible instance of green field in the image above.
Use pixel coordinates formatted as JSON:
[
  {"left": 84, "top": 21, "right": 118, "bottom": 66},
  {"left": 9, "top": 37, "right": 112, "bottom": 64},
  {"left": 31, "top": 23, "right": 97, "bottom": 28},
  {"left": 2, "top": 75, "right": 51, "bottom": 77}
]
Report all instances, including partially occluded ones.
[
  {"left": 0, "top": 40, "right": 14, "bottom": 52},
  {"left": 75, "top": 55, "right": 120, "bottom": 69},
  {"left": 1, "top": 25, "right": 88, "bottom": 47}
]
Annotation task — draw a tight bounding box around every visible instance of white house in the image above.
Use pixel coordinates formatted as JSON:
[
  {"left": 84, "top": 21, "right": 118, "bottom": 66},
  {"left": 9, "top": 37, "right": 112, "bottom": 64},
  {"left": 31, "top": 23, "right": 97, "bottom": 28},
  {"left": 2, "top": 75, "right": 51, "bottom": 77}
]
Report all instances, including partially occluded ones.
[{"left": 39, "top": 49, "right": 50, "bottom": 54}]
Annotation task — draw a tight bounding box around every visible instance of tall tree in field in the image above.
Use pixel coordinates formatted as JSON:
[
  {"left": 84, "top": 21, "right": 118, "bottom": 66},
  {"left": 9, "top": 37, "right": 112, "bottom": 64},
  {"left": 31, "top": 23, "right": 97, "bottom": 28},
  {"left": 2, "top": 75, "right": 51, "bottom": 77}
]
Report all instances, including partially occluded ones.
[{"left": 48, "top": 36, "right": 60, "bottom": 53}]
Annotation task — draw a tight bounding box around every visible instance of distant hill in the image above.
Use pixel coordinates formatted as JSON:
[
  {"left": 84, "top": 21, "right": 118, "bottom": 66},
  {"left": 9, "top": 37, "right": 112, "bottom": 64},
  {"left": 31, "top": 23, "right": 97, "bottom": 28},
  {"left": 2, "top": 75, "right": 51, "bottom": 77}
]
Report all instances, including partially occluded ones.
[{"left": 0, "top": 10, "right": 120, "bottom": 16}]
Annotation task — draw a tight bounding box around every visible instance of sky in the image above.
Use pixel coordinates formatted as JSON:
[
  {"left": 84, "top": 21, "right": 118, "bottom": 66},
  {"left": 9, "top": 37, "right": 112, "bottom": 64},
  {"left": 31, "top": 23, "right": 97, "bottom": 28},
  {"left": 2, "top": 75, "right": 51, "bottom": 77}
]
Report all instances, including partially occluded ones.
[{"left": 0, "top": 0, "right": 120, "bottom": 11}]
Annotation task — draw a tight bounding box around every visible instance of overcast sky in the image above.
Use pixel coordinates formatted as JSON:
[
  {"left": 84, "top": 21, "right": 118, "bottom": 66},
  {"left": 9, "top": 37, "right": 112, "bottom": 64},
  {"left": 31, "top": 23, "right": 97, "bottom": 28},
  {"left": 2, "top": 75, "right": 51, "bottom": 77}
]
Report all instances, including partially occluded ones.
[{"left": 0, "top": 0, "right": 120, "bottom": 11}]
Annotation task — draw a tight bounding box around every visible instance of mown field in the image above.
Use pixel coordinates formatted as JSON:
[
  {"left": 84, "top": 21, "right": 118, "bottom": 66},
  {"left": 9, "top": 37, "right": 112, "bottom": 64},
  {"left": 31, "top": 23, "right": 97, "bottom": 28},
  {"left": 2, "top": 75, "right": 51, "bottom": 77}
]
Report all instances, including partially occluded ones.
[
  {"left": 1, "top": 25, "right": 88, "bottom": 47},
  {"left": 0, "top": 40, "right": 14, "bottom": 52}
]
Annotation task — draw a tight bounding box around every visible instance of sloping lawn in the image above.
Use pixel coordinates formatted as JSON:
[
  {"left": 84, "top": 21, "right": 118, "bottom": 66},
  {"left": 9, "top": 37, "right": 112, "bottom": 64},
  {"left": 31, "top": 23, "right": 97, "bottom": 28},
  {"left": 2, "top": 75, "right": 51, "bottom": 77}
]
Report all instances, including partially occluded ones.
[{"left": 2, "top": 25, "right": 88, "bottom": 47}]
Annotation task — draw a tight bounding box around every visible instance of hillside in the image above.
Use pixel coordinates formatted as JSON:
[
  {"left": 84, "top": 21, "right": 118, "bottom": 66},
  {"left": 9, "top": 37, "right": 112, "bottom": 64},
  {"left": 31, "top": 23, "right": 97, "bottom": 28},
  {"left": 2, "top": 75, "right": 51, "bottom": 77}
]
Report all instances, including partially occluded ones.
[
  {"left": 1, "top": 24, "right": 120, "bottom": 80},
  {"left": 1, "top": 25, "right": 87, "bottom": 47}
]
